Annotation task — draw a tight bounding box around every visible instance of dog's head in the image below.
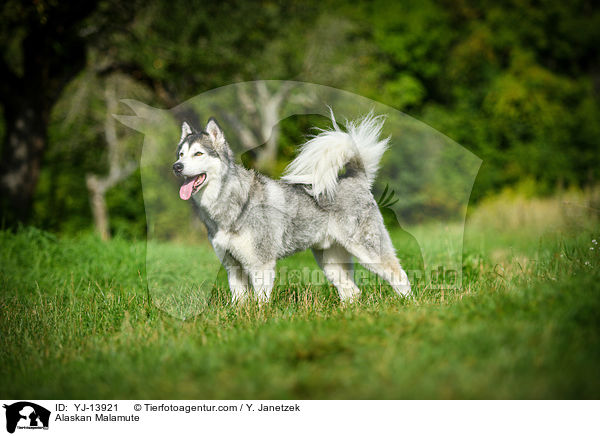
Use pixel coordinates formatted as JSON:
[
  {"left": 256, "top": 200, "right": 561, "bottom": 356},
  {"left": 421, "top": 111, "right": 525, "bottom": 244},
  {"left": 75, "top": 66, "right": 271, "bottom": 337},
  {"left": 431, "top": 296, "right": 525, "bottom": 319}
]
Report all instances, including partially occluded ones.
[{"left": 172, "top": 118, "right": 233, "bottom": 200}]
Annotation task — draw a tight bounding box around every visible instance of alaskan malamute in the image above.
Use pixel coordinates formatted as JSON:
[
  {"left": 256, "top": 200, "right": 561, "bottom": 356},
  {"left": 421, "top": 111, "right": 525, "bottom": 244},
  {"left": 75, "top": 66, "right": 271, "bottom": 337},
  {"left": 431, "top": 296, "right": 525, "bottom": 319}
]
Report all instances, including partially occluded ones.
[{"left": 172, "top": 113, "right": 411, "bottom": 303}]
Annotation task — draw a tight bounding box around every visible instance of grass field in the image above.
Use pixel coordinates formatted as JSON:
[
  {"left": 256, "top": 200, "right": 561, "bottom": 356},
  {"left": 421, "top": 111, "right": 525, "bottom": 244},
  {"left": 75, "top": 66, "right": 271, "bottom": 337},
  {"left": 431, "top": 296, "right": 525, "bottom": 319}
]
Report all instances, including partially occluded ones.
[{"left": 1, "top": 192, "right": 599, "bottom": 399}]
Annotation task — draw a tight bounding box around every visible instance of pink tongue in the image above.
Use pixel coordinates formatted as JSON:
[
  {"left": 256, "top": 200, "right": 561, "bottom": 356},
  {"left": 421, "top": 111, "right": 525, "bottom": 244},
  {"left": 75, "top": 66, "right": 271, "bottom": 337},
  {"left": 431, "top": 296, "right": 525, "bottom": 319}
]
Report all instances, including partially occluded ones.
[{"left": 179, "top": 177, "right": 196, "bottom": 200}]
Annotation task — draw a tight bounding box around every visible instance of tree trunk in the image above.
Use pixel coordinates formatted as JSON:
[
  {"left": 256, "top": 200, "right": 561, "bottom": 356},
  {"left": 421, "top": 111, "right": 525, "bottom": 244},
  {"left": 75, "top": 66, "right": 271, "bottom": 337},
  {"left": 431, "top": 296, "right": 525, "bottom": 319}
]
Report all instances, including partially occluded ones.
[
  {"left": 0, "top": 1, "right": 100, "bottom": 227},
  {"left": 86, "top": 176, "right": 111, "bottom": 241},
  {"left": 0, "top": 101, "right": 49, "bottom": 224}
]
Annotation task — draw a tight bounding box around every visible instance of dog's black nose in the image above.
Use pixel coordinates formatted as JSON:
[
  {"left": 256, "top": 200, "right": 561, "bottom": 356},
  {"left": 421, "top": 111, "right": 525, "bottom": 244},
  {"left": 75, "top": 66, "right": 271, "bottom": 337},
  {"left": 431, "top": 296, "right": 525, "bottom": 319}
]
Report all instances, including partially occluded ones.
[{"left": 173, "top": 162, "right": 184, "bottom": 173}]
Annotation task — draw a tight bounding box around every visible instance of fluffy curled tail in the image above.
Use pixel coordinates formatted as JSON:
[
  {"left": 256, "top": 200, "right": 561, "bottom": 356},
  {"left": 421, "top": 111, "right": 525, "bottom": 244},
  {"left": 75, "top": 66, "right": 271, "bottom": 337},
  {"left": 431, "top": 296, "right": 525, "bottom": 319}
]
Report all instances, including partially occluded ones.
[{"left": 281, "top": 111, "right": 389, "bottom": 199}]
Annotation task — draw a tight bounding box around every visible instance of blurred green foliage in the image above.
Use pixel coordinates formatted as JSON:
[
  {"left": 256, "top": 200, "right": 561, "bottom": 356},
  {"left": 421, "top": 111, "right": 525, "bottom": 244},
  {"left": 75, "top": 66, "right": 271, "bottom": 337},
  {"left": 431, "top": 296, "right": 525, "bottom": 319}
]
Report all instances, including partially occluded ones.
[{"left": 1, "top": 0, "right": 599, "bottom": 236}]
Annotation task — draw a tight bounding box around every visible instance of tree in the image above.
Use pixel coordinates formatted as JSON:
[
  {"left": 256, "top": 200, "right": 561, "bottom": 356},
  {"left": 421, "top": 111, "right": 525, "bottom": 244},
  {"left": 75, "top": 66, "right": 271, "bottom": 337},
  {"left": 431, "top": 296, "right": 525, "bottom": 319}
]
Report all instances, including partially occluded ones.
[
  {"left": 0, "top": 1, "right": 98, "bottom": 224},
  {"left": 86, "top": 78, "right": 138, "bottom": 240},
  {"left": 215, "top": 81, "right": 295, "bottom": 170},
  {"left": 0, "top": 0, "right": 138, "bottom": 225}
]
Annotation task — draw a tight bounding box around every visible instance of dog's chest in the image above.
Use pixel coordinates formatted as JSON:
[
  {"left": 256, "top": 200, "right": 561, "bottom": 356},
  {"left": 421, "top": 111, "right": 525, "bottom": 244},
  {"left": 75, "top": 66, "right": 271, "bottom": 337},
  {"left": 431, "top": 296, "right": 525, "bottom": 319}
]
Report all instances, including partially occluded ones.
[{"left": 209, "top": 231, "right": 229, "bottom": 259}]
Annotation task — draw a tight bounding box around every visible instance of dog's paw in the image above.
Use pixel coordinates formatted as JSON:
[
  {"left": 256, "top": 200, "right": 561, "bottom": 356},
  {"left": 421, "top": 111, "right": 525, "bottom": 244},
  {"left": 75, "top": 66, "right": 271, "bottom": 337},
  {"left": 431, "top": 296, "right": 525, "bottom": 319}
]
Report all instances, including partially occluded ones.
[{"left": 394, "top": 283, "right": 413, "bottom": 300}]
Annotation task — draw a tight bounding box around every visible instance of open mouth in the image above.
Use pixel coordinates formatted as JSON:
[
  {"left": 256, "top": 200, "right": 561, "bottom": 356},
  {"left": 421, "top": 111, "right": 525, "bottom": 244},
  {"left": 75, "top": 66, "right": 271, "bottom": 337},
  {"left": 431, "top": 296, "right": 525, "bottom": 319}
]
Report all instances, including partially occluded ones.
[{"left": 179, "top": 173, "right": 207, "bottom": 200}]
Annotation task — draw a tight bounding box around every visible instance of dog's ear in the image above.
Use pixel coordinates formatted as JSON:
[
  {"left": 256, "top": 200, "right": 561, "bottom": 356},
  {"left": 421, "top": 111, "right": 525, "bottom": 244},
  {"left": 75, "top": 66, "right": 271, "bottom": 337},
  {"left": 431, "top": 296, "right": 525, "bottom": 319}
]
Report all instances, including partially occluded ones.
[
  {"left": 206, "top": 117, "right": 233, "bottom": 160},
  {"left": 206, "top": 117, "right": 226, "bottom": 146},
  {"left": 180, "top": 121, "right": 193, "bottom": 143}
]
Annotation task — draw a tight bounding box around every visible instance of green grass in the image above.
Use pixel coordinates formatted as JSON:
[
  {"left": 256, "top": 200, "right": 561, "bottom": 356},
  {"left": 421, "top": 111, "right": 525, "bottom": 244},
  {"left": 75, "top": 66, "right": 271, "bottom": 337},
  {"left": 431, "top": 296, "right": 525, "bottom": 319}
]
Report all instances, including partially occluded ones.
[{"left": 1, "top": 197, "right": 599, "bottom": 399}]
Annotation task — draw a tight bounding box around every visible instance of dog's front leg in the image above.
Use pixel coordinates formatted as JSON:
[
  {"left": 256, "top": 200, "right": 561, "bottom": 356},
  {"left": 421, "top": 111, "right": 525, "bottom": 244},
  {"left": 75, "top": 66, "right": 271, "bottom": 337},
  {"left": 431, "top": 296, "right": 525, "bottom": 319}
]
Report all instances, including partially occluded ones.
[
  {"left": 227, "top": 264, "right": 251, "bottom": 303},
  {"left": 221, "top": 253, "right": 250, "bottom": 303},
  {"left": 248, "top": 262, "right": 276, "bottom": 303}
]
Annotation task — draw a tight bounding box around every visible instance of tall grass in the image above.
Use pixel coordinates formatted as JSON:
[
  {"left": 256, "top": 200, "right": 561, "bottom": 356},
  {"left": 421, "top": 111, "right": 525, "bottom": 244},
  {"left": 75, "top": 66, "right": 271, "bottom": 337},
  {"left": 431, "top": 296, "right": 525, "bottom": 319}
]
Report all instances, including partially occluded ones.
[{"left": 0, "top": 191, "right": 599, "bottom": 398}]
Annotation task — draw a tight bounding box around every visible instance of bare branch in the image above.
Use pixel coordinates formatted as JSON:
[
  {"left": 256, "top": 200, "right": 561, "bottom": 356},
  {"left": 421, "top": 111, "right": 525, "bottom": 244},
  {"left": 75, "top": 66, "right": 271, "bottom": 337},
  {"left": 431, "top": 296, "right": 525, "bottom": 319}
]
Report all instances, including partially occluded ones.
[
  {"left": 255, "top": 81, "right": 270, "bottom": 104},
  {"left": 272, "top": 81, "right": 295, "bottom": 104},
  {"left": 214, "top": 108, "right": 260, "bottom": 150},
  {"left": 236, "top": 85, "right": 259, "bottom": 116}
]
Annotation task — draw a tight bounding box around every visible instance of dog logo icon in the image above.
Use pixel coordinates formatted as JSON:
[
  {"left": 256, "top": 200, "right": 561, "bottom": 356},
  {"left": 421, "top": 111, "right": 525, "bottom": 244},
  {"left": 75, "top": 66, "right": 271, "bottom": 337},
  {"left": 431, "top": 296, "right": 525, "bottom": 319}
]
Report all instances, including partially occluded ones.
[{"left": 3, "top": 402, "right": 50, "bottom": 433}]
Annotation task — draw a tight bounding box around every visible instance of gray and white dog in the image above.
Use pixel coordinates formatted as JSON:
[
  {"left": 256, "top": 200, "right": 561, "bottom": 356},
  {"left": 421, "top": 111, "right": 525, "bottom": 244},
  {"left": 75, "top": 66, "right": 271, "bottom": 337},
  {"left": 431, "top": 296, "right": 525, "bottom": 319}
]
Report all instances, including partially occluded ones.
[{"left": 172, "top": 113, "right": 411, "bottom": 303}]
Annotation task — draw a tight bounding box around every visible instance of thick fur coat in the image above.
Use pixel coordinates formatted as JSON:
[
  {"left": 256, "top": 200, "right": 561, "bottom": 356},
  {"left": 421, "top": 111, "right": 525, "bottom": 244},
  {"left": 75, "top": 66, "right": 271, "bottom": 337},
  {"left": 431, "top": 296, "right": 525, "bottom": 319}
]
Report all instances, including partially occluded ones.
[{"left": 172, "top": 113, "right": 411, "bottom": 302}]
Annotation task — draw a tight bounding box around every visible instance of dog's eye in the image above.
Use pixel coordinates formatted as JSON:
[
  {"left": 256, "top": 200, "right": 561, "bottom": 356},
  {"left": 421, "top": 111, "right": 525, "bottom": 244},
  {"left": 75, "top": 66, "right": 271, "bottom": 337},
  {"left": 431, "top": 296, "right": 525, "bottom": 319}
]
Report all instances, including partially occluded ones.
[
  {"left": 194, "top": 151, "right": 203, "bottom": 157},
  {"left": 179, "top": 152, "right": 183, "bottom": 158}
]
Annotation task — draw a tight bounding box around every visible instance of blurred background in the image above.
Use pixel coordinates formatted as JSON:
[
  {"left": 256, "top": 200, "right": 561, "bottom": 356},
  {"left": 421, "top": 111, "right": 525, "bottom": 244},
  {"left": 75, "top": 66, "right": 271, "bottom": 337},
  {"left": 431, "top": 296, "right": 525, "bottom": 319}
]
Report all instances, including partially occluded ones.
[
  {"left": 1, "top": 0, "right": 599, "bottom": 239},
  {"left": 2, "top": 0, "right": 600, "bottom": 400}
]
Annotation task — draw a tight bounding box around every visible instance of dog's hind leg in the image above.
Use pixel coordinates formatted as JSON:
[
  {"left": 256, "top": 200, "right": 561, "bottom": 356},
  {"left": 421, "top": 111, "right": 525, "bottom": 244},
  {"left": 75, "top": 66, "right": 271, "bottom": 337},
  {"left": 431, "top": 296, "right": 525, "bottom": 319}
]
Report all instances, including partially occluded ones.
[
  {"left": 342, "top": 231, "right": 412, "bottom": 299},
  {"left": 312, "top": 244, "right": 361, "bottom": 302},
  {"left": 248, "top": 261, "right": 276, "bottom": 303},
  {"left": 371, "top": 253, "right": 412, "bottom": 298}
]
